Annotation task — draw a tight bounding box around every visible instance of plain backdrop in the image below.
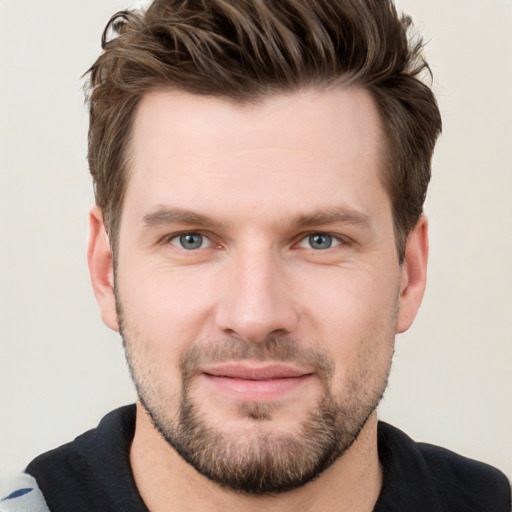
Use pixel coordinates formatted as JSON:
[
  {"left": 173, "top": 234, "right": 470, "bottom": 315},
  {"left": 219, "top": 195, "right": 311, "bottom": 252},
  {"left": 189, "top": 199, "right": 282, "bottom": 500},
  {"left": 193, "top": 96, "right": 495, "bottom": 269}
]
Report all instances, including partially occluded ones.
[{"left": 1, "top": 0, "right": 511, "bottom": 484}]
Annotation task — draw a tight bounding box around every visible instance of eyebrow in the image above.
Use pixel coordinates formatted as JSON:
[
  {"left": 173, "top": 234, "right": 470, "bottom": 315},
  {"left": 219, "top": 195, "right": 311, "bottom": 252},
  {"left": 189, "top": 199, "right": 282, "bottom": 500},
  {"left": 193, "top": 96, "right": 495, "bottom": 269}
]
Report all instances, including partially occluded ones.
[
  {"left": 141, "top": 205, "right": 372, "bottom": 231},
  {"left": 287, "top": 207, "right": 372, "bottom": 231},
  {"left": 142, "top": 208, "right": 224, "bottom": 229}
]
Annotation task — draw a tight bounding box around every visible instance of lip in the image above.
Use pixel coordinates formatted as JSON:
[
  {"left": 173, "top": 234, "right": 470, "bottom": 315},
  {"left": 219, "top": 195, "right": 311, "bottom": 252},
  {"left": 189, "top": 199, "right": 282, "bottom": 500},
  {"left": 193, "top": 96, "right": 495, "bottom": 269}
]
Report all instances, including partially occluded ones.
[
  {"left": 199, "top": 363, "right": 314, "bottom": 399},
  {"left": 202, "top": 363, "right": 312, "bottom": 380}
]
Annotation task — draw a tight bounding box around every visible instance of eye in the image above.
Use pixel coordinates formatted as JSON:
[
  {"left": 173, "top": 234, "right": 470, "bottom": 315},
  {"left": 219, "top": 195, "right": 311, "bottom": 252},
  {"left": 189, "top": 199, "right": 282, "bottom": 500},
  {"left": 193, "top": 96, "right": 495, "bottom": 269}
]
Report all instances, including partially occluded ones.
[
  {"left": 298, "top": 233, "right": 342, "bottom": 250},
  {"left": 169, "top": 232, "right": 211, "bottom": 250}
]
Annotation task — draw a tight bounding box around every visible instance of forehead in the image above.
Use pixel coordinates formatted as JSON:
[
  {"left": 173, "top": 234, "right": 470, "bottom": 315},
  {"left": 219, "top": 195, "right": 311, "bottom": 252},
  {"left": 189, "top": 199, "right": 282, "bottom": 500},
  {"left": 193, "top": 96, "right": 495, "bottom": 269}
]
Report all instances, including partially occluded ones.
[
  {"left": 131, "top": 86, "right": 384, "bottom": 162},
  {"left": 123, "top": 87, "right": 388, "bottom": 225}
]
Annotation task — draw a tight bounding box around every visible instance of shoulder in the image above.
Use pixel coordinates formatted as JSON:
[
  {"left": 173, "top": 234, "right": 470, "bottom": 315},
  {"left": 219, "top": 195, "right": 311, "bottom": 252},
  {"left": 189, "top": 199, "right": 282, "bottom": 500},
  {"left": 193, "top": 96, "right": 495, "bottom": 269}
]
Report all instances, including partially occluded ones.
[
  {"left": 26, "top": 404, "right": 136, "bottom": 476},
  {"left": 377, "top": 422, "right": 511, "bottom": 511},
  {"left": 419, "top": 440, "right": 509, "bottom": 490},
  {"left": 20, "top": 405, "right": 142, "bottom": 512},
  {"left": 418, "top": 441, "right": 511, "bottom": 509}
]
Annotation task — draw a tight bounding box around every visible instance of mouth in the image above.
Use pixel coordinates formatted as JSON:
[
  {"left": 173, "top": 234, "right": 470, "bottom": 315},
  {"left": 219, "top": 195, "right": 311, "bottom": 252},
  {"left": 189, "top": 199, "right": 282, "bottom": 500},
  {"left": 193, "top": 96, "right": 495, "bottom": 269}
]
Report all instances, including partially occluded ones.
[{"left": 199, "top": 363, "right": 314, "bottom": 400}]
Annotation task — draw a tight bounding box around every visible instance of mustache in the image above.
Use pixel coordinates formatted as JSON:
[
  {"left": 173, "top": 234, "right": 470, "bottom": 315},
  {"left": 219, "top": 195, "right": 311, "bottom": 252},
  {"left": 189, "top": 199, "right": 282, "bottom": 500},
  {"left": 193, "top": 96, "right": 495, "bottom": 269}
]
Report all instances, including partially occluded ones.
[{"left": 179, "top": 336, "right": 334, "bottom": 379}]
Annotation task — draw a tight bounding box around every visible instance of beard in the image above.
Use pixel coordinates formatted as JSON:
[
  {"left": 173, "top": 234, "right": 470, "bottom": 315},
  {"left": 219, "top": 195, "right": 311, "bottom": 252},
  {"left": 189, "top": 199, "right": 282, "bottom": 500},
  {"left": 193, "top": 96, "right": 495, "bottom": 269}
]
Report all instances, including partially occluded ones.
[{"left": 116, "top": 291, "right": 395, "bottom": 495}]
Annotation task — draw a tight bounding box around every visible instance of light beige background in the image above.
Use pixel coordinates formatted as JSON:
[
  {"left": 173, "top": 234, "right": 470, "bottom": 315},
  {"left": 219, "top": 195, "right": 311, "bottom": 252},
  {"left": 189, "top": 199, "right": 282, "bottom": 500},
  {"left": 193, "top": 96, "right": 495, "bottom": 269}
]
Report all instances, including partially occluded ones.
[{"left": 1, "top": 0, "right": 511, "bottom": 483}]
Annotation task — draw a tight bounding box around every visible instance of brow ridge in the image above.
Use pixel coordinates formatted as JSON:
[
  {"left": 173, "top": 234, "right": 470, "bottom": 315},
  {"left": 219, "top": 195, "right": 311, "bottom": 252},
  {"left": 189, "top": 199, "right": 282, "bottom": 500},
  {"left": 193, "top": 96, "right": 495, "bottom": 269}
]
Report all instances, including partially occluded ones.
[
  {"left": 142, "top": 208, "right": 223, "bottom": 229},
  {"left": 287, "top": 207, "right": 372, "bottom": 230},
  {"left": 141, "top": 205, "right": 372, "bottom": 232}
]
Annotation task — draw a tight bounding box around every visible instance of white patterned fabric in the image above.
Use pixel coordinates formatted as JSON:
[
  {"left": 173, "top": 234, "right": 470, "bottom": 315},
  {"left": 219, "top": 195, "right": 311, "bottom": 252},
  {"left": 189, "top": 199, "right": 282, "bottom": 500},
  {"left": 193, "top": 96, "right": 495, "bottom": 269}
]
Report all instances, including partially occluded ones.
[{"left": 0, "top": 473, "right": 50, "bottom": 512}]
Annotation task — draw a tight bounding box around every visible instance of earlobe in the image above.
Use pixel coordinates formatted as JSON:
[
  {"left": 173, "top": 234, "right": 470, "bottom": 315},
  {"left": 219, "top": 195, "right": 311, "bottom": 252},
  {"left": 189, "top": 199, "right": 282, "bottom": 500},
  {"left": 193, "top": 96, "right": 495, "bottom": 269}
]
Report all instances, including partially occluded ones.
[
  {"left": 396, "top": 216, "right": 429, "bottom": 334},
  {"left": 88, "top": 206, "right": 119, "bottom": 332}
]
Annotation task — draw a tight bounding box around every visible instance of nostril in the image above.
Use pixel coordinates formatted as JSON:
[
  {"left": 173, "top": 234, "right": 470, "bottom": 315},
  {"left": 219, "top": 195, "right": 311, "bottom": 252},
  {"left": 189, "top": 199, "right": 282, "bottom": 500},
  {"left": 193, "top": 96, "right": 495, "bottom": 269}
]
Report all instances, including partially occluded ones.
[{"left": 269, "top": 328, "right": 289, "bottom": 338}]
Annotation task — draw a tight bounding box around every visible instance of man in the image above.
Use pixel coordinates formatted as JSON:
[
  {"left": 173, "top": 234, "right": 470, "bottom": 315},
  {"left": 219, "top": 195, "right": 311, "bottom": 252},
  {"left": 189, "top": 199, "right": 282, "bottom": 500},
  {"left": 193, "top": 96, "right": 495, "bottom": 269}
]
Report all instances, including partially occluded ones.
[{"left": 1, "top": 0, "right": 510, "bottom": 511}]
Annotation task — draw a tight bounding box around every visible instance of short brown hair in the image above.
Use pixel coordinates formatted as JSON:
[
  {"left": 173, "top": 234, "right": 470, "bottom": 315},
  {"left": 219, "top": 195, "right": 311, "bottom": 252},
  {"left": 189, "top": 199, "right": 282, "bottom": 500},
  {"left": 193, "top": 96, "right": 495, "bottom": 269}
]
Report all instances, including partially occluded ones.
[{"left": 86, "top": 0, "right": 442, "bottom": 261}]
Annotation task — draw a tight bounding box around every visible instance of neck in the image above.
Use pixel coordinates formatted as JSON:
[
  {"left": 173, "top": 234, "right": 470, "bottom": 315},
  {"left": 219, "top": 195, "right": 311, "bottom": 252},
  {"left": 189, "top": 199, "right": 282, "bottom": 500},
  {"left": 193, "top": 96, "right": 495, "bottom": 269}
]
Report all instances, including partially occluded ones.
[{"left": 130, "top": 403, "right": 383, "bottom": 512}]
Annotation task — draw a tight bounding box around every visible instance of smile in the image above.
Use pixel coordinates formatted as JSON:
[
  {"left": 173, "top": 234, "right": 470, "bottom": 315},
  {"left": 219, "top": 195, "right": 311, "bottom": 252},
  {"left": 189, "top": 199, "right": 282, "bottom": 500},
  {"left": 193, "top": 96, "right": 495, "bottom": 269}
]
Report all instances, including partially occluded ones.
[{"left": 199, "top": 363, "right": 315, "bottom": 400}]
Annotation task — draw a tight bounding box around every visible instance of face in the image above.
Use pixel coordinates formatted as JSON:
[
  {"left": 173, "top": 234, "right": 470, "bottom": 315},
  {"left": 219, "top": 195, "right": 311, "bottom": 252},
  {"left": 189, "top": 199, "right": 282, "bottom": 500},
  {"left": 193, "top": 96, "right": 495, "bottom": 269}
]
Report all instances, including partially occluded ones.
[{"left": 89, "top": 87, "right": 427, "bottom": 494}]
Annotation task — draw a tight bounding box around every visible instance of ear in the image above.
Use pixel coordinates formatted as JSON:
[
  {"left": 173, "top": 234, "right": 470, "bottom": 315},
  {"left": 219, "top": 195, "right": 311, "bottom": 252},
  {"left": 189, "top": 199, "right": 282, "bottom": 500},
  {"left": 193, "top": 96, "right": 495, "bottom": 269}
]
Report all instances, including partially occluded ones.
[
  {"left": 396, "top": 215, "right": 429, "bottom": 334},
  {"left": 88, "top": 206, "right": 119, "bottom": 332}
]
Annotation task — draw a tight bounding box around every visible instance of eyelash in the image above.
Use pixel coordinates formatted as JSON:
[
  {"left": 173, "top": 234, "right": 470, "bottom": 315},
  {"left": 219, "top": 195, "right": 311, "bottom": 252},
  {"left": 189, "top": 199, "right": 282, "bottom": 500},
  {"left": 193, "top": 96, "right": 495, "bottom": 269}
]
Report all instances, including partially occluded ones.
[
  {"left": 296, "top": 232, "right": 346, "bottom": 250},
  {"left": 163, "top": 231, "right": 348, "bottom": 252},
  {"left": 164, "top": 231, "right": 214, "bottom": 250}
]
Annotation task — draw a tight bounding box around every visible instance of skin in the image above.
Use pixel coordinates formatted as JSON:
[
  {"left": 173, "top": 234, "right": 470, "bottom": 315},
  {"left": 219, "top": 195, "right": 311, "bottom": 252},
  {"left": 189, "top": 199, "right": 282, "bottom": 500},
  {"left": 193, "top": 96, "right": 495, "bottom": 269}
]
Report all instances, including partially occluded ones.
[{"left": 88, "top": 86, "right": 428, "bottom": 512}]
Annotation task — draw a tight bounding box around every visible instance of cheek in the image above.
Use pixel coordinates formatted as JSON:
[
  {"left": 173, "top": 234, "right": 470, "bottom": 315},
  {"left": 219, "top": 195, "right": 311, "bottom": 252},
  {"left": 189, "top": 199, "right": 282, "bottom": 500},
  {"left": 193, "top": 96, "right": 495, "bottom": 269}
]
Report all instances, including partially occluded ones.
[
  {"left": 294, "top": 264, "right": 399, "bottom": 375},
  {"left": 115, "top": 266, "right": 219, "bottom": 403},
  {"left": 118, "top": 258, "right": 220, "bottom": 341},
  {"left": 298, "top": 263, "right": 400, "bottom": 332}
]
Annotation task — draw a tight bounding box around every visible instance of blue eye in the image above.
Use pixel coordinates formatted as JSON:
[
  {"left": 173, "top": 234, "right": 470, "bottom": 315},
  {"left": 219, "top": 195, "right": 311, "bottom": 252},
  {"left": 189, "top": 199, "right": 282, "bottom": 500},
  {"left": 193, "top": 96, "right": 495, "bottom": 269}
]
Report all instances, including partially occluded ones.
[
  {"left": 299, "top": 233, "right": 341, "bottom": 250},
  {"left": 170, "top": 233, "right": 211, "bottom": 250}
]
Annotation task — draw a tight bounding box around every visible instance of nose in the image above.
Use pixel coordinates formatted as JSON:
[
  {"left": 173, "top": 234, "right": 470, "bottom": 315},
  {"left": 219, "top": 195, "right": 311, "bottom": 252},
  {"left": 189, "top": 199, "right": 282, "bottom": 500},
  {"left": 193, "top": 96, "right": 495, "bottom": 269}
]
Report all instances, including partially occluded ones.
[{"left": 214, "top": 248, "right": 300, "bottom": 343}]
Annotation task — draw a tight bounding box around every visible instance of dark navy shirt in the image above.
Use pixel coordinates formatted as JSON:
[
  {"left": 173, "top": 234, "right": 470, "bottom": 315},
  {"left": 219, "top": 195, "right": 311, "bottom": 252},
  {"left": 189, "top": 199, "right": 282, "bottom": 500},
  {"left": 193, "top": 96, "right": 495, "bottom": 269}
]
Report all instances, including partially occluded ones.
[{"left": 26, "top": 405, "right": 511, "bottom": 511}]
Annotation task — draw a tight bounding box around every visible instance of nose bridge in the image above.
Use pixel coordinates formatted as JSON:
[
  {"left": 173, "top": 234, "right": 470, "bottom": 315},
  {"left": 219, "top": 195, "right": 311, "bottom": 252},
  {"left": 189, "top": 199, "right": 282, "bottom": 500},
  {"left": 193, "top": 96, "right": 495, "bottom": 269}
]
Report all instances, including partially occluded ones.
[{"left": 215, "top": 243, "right": 298, "bottom": 342}]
